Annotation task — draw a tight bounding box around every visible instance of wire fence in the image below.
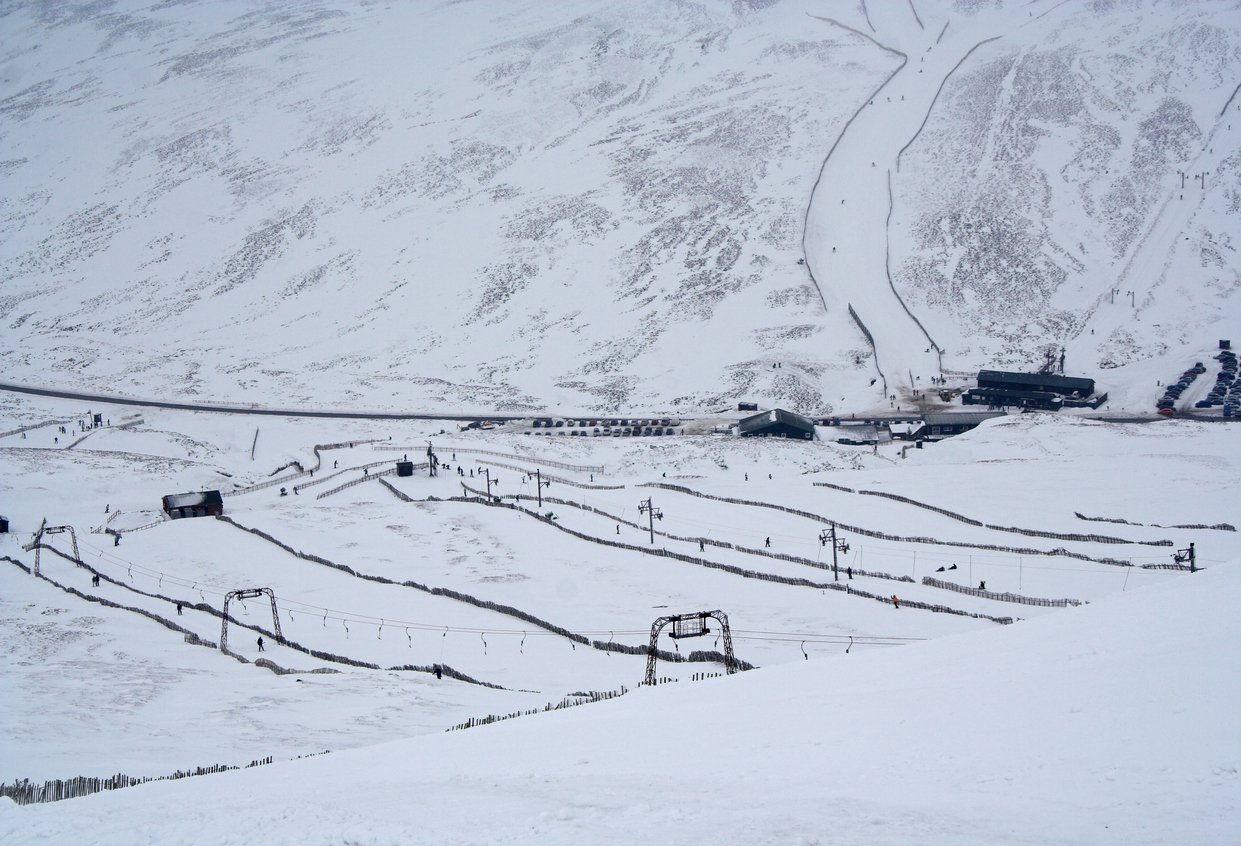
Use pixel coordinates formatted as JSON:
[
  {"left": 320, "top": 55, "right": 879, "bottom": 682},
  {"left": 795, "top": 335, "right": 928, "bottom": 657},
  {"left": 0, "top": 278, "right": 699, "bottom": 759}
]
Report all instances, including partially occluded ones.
[{"left": 921, "top": 576, "right": 1082, "bottom": 607}]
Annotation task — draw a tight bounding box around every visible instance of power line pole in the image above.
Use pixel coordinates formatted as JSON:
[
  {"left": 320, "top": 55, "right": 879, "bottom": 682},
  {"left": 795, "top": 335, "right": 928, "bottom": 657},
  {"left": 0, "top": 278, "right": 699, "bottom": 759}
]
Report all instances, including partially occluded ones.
[
  {"left": 819, "top": 522, "right": 849, "bottom": 581},
  {"left": 638, "top": 498, "right": 662, "bottom": 545},
  {"left": 483, "top": 469, "right": 498, "bottom": 501}
]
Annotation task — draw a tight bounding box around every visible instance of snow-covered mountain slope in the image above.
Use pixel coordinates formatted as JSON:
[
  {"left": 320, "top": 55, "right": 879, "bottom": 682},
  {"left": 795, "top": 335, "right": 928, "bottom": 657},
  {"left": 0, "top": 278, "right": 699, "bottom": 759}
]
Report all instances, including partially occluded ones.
[
  {"left": 3, "top": 0, "right": 1237, "bottom": 414},
  {"left": 4, "top": 537, "right": 1237, "bottom": 845}
]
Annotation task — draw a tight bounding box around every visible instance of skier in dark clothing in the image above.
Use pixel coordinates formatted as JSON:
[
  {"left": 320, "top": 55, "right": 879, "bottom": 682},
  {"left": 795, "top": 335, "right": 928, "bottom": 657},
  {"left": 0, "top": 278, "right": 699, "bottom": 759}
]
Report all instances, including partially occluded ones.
[
  {"left": 434, "top": 665, "right": 442, "bottom": 680},
  {"left": 176, "top": 603, "right": 183, "bottom": 615},
  {"left": 92, "top": 574, "right": 100, "bottom": 587},
  {"left": 113, "top": 533, "right": 120, "bottom": 547},
  {"left": 699, "top": 540, "right": 705, "bottom": 552},
  {"left": 257, "top": 636, "right": 265, "bottom": 652},
  {"left": 765, "top": 537, "right": 771, "bottom": 548},
  {"left": 846, "top": 567, "right": 853, "bottom": 580}
]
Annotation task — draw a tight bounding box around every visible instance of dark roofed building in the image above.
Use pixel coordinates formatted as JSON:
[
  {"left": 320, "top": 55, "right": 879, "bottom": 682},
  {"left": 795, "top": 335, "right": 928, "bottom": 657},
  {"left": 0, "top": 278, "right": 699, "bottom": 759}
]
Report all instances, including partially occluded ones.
[
  {"left": 737, "top": 409, "right": 816, "bottom": 440},
  {"left": 914, "top": 411, "right": 1006, "bottom": 440},
  {"left": 977, "top": 370, "right": 1095, "bottom": 398},
  {"left": 162, "top": 490, "right": 223, "bottom": 519}
]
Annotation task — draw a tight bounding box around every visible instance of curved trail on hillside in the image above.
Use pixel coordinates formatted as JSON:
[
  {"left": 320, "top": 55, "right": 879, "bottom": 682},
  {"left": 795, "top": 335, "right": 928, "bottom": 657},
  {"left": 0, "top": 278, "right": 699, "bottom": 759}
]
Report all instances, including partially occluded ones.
[{"left": 804, "top": 2, "right": 1003, "bottom": 401}]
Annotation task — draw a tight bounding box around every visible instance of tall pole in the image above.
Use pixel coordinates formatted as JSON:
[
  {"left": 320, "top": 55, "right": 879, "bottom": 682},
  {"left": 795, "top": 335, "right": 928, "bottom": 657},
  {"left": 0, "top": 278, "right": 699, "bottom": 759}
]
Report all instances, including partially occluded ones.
[
  {"left": 831, "top": 523, "right": 839, "bottom": 581},
  {"left": 638, "top": 498, "right": 661, "bottom": 545},
  {"left": 536, "top": 468, "right": 543, "bottom": 508}
]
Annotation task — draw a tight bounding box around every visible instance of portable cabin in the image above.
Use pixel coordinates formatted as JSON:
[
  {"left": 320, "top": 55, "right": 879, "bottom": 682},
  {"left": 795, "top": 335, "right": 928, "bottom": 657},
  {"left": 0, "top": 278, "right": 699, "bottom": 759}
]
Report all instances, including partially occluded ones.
[{"left": 162, "top": 490, "right": 224, "bottom": 519}]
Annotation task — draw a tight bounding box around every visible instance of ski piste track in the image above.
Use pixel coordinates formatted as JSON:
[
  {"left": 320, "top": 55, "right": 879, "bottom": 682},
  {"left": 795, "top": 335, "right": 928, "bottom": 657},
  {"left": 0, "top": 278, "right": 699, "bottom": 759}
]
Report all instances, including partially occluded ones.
[{"left": 802, "top": 0, "right": 1068, "bottom": 400}]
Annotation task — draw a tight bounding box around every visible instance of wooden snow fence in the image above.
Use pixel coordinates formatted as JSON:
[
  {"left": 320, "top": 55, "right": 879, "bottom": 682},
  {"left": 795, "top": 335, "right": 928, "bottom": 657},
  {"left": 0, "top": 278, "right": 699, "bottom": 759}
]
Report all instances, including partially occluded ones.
[
  {"left": 1074, "top": 511, "right": 1235, "bottom": 532},
  {"left": 455, "top": 484, "right": 1013, "bottom": 626},
  {"left": 650, "top": 482, "right": 1145, "bottom": 566},
  {"left": 227, "top": 438, "right": 390, "bottom": 496},
  {"left": 922, "top": 576, "right": 1082, "bottom": 607},
  {"left": 809, "top": 481, "right": 1176, "bottom": 545},
  {"left": 379, "top": 444, "right": 604, "bottom": 475},
  {"left": 6, "top": 545, "right": 497, "bottom": 688},
  {"left": 448, "top": 686, "right": 634, "bottom": 732},
  {"left": 0, "top": 757, "right": 275, "bottom": 806},
  {"left": 0, "top": 418, "right": 66, "bottom": 438},
  {"left": 212, "top": 516, "right": 689, "bottom": 666},
  {"left": 314, "top": 465, "right": 399, "bottom": 499}
]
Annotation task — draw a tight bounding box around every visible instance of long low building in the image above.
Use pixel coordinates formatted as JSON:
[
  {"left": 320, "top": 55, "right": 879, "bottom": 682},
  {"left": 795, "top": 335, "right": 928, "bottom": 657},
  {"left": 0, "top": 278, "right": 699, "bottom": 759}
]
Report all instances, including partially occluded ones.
[{"left": 977, "top": 370, "right": 1095, "bottom": 398}]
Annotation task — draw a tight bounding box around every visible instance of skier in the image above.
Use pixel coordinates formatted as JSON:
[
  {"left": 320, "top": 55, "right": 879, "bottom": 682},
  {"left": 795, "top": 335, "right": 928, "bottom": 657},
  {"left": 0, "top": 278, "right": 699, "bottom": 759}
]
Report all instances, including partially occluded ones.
[
  {"left": 434, "top": 665, "right": 442, "bottom": 680},
  {"left": 699, "top": 540, "right": 705, "bottom": 553},
  {"left": 334, "top": 460, "right": 338, "bottom": 469},
  {"left": 892, "top": 594, "right": 900, "bottom": 609},
  {"left": 846, "top": 567, "right": 853, "bottom": 580},
  {"left": 257, "top": 636, "right": 265, "bottom": 652},
  {"left": 113, "top": 533, "right": 121, "bottom": 547},
  {"left": 92, "top": 574, "right": 101, "bottom": 587},
  {"left": 616, "top": 525, "right": 620, "bottom": 535},
  {"left": 176, "top": 603, "right": 183, "bottom": 616},
  {"left": 765, "top": 537, "right": 771, "bottom": 548},
  {"left": 978, "top": 580, "right": 986, "bottom": 591}
]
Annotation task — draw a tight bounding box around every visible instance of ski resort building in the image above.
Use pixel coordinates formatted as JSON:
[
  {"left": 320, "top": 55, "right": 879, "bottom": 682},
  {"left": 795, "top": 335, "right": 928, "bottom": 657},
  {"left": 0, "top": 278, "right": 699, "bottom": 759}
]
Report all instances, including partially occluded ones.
[
  {"left": 975, "top": 370, "right": 1095, "bottom": 398},
  {"left": 964, "top": 370, "right": 1107, "bottom": 410},
  {"left": 737, "top": 409, "right": 816, "bottom": 440},
  {"left": 161, "top": 490, "right": 224, "bottom": 519},
  {"left": 913, "top": 411, "right": 1006, "bottom": 440}
]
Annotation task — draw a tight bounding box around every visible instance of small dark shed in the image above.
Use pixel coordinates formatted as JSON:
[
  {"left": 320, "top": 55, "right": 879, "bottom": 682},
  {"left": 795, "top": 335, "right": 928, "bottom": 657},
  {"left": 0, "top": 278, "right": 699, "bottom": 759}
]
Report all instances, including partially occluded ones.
[
  {"left": 162, "top": 490, "right": 224, "bottom": 519},
  {"left": 396, "top": 461, "right": 414, "bottom": 477},
  {"left": 977, "top": 370, "right": 1095, "bottom": 398},
  {"left": 0, "top": 515, "right": 8, "bottom": 534},
  {"left": 737, "top": 409, "right": 816, "bottom": 440}
]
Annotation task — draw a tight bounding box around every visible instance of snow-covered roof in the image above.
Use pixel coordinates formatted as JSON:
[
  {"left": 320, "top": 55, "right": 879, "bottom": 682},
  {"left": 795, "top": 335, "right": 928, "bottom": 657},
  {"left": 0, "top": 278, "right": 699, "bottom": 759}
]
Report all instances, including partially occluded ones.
[{"left": 162, "top": 490, "right": 222, "bottom": 509}]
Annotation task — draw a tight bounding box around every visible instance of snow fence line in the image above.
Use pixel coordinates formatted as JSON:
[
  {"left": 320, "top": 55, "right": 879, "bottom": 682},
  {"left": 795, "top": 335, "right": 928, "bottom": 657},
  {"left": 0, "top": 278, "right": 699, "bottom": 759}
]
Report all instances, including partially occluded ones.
[
  {"left": 226, "top": 438, "right": 389, "bottom": 496},
  {"left": 0, "top": 418, "right": 67, "bottom": 438},
  {"left": 9, "top": 544, "right": 497, "bottom": 688},
  {"left": 447, "top": 456, "right": 624, "bottom": 490},
  {"left": 211, "top": 515, "right": 706, "bottom": 667},
  {"left": 810, "top": 483, "right": 1174, "bottom": 547},
  {"left": 314, "top": 466, "right": 399, "bottom": 499},
  {"left": 1074, "top": 511, "right": 1235, "bottom": 532},
  {"left": 456, "top": 483, "right": 1012, "bottom": 626},
  {"left": 922, "top": 576, "right": 1082, "bottom": 607},
  {"left": 0, "top": 757, "right": 276, "bottom": 806},
  {"left": 646, "top": 481, "right": 1144, "bottom": 567},
  {"left": 378, "top": 444, "right": 605, "bottom": 475}
]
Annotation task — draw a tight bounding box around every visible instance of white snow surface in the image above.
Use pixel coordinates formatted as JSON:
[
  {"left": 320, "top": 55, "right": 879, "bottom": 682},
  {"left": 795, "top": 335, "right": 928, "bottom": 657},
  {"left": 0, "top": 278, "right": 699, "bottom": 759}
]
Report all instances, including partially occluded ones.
[
  {"left": 1, "top": 0, "right": 1238, "bottom": 415},
  {"left": 2, "top": 0, "right": 1241, "bottom": 842},
  {"left": 2, "top": 393, "right": 1239, "bottom": 843}
]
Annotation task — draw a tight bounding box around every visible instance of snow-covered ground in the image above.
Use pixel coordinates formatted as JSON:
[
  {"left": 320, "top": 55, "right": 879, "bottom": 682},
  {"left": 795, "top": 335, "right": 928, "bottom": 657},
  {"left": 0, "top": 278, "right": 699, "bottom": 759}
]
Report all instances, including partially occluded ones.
[
  {"left": 2, "top": 390, "right": 1238, "bottom": 842},
  {"left": 2, "top": 0, "right": 1240, "bottom": 842},
  {"left": 2, "top": 0, "right": 1238, "bottom": 415}
]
